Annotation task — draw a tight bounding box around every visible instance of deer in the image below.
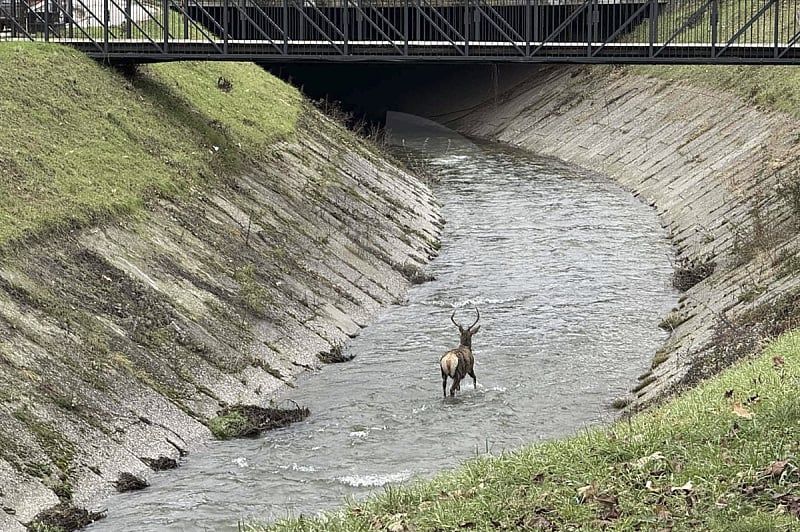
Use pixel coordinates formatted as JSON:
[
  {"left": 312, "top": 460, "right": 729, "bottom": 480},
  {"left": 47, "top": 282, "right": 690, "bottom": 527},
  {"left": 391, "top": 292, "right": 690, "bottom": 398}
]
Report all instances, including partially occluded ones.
[{"left": 439, "top": 307, "right": 480, "bottom": 398}]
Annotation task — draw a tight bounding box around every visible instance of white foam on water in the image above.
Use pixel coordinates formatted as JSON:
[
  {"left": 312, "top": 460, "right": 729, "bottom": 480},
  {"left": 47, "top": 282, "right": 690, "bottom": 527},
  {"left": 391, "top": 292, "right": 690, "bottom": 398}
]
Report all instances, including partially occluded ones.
[
  {"left": 335, "top": 471, "right": 413, "bottom": 487},
  {"left": 279, "top": 463, "right": 318, "bottom": 472}
]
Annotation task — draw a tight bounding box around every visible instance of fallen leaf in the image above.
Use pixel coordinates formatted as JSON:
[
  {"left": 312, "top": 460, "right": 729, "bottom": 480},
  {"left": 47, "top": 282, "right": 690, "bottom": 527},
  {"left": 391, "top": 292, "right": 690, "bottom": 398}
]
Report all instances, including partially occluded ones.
[
  {"left": 654, "top": 503, "right": 671, "bottom": 521},
  {"left": 732, "top": 401, "right": 753, "bottom": 419},
  {"left": 741, "top": 484, "right": 764, "bottom": 496},
  {"left": 458, "top": 521, "right": 475, "bottom": 529},
  {"left": 773, "top": 355, "right": 785, "bottom": 368},
  {"left": 600, "top": 504, "right": 622, "bottom": 521},
  {"left": 577, "top": 483, "right": 597, "bottom": 503},
  {"left": 596, "top": 494, "right": 619, "bottom": 507},
  {"left": 774, "top": 493, "right": 800, "bottom": 518},
  {"left": 645, "top": 480, "right": 662, "bottom": 493},
  {"left": 671, "top": 480, "right": 694, "bottom": 493},
  {"left": 762, "top": 460, "right": 792, "bottom": 479},
  {"left": 633, "top": 451, "right": 666, "bottom": 469}
]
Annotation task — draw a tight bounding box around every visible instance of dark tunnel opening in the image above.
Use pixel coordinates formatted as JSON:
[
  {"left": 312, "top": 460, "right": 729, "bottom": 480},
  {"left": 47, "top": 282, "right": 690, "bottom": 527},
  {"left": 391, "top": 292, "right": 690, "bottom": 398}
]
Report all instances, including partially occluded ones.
[{"left": 264, "top": 63, "right": 546, "bottom": 125}]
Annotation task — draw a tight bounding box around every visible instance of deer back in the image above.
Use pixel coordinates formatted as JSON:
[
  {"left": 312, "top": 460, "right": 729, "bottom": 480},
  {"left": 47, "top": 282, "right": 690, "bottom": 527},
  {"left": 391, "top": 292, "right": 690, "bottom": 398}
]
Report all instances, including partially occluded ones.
[{"left": 440, "top": 345, "right": 473, "bottom": 380}]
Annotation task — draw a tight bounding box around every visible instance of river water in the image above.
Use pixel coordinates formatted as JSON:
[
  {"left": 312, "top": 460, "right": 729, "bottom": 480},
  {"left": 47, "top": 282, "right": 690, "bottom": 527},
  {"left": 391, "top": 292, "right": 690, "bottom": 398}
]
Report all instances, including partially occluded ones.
[{"left": 88, "top": 114, "right": 675, "bottom": 531}]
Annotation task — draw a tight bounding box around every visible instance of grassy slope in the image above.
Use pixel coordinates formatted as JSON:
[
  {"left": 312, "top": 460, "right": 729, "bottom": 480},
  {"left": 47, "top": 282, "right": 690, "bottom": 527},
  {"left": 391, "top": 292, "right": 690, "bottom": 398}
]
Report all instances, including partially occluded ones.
[
  {"left": 260, "top": 331, "right": 800, "bottom": 531},
  {"left": 629, "top": 65, "right": 800, "bottom": 121},
  {"left": 0, "top": 42, "right": 300, "bottom": 249}
]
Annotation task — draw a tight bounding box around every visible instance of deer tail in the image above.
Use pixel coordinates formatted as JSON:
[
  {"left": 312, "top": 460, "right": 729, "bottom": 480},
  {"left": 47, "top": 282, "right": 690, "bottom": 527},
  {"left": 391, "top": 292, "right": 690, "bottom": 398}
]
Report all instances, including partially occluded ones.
[{"left": 440, "top": 353, "right": 458, "bottom": 378}]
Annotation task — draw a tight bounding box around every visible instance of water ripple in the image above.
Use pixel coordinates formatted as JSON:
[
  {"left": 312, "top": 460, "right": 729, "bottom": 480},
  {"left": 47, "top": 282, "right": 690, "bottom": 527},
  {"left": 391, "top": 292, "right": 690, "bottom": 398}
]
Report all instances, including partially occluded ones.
[{"left": 88, "top": 117, "right": 676, "bottom": 532}]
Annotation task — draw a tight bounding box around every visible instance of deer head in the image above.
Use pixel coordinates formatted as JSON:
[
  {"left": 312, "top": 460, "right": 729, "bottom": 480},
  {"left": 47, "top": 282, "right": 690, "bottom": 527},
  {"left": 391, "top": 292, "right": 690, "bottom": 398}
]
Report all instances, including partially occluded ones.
[{"left": 451, "top": 307, "right": 480, "bottom": 348}]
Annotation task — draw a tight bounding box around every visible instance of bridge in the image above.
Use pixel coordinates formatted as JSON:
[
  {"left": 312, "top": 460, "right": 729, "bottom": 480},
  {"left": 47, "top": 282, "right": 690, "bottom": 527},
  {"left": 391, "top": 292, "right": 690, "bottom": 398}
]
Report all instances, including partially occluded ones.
[{"left": 1, "top": 0, "right": 799, "bottom": 63}]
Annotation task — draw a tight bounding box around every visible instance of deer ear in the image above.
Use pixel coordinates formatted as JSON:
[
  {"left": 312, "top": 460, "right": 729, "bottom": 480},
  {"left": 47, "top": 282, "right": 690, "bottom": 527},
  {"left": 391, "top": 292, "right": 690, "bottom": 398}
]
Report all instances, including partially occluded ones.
[{"left": 470, "top": 325, "right": 480, "bottom": 334}]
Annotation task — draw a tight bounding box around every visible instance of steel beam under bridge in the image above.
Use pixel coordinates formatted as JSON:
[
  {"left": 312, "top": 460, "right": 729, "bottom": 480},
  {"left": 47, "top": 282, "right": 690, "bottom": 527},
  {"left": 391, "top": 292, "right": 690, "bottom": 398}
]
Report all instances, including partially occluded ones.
[{"left": 2, "top": 0, "right": 800, "bottom": 63}]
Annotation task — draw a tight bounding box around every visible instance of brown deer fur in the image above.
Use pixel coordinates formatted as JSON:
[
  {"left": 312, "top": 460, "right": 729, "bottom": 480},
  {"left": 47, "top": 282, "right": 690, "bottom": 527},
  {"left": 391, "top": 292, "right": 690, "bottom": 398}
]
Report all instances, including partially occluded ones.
[{"left": 440, "top": 308, "right": 480, "bottom": 397}]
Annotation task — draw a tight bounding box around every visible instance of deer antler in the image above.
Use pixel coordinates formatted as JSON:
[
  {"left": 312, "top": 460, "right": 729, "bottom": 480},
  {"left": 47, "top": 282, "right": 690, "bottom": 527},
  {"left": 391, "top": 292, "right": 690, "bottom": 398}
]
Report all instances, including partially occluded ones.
[
  {"left": 468, "top": 307, "right": 480, "bottom": 330},
  {"left": 450, "top": 309, "right": 462, "bottom": 330}
]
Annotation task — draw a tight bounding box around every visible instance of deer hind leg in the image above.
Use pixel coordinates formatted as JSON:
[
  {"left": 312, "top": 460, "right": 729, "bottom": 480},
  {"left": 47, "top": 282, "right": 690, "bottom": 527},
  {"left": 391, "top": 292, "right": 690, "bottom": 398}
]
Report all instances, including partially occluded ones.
[
  {"left": 450, "top": 377, "right": 462, "bottom": 397},
  {"left": 469, "top": 369, "right": 476, "bottom": 389},
  {"left": 442, "top": 372, "right": 448, "bottom": 398}
]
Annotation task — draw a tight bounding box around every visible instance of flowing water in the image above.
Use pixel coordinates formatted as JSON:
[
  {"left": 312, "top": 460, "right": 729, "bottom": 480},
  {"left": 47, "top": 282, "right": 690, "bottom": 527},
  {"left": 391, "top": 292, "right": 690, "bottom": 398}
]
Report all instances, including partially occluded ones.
[{"left": 88, "top": 114, "right": 676, "bottom": 531}]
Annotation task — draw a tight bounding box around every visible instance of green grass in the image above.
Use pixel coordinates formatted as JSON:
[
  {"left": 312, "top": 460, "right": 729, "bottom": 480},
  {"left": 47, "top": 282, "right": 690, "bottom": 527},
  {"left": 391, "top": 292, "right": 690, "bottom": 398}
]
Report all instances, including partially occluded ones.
[
  {"left": 208, "top": 411, "right": 250, "bottom": 440},
  {"left": 629, "top": 65, "right": 800, "bottom": 120},
  {"left": 253, "top": 330, "right": 800, "bottom": 531},
  {"left": 0, "top": 42, "right": 300, "bottom": 249},
  {"left": 620, "top": 0, "right": 800, "bottom": 120}
]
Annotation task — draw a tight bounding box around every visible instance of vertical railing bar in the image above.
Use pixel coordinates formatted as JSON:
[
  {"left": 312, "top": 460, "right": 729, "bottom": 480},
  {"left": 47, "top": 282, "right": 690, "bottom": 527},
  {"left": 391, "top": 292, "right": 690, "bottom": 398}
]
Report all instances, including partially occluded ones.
[
  {"left": 403, "top": 0, "right": 408, "bottom": 55},
  {"left": 125, "top": 0, "right": 131, "bottom": 37},
  {"left": 343, "top": 0, "right": 348, "bottom": 55},
  {"left": 710, "top": 0, "right": 717, "bottom": 56},
  {"left": 585, "top": 0, "right": 591, "bottom": 56},
  {"left": 163, "top": 0, "right": 169, "bottom": 53},
  {"left": 282, "top": 0, "right": 288, "bottom": 54},
  {"left": 68, "top": 0, "right": 73, "bottom": 38},
  {"left": 10, "top": 0, "right": 16, "bottom": 38},
  {"left": 44, "top": 0, "right": 49, "bottom": 40},
  {"left": 464, "top": 0, "right": 468, "bottom": 55},
  {"left": 525, "top": 0, "right": 530, "bottom": 55},
  {"left": 355, "top": 0, "right": 361, "bottom": 41},
  {"left": 182, "top": 0, "right": 187, "bottom": 38},
  {"left": 648, "top": 0, "right": 656, "bottom": 56},
  {"left": 774, "top": 0, "right": 780, "bottom": 57},
  {"left": 104, "top": 0, "right": 109, "bottom": 51},
  {"left": 223, "top": 0, "right": 229, "bottom": 54}
]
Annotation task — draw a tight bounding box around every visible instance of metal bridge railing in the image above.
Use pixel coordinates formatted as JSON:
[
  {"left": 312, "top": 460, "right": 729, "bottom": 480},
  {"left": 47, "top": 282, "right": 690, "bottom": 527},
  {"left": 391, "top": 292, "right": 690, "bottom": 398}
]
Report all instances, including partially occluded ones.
[{"left": 0, "top": 0, "right": 798, "bottom": 62}]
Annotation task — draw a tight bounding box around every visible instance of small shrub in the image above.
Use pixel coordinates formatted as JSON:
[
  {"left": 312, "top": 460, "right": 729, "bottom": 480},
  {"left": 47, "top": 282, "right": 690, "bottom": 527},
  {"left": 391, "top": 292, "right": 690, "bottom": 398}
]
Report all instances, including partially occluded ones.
[
  {"left": 730, "top": 199, "right": 784, "bottom": 267},
  {"left": 610, "top": 397, "right": 631, "bottom": 409},
  {"left": 738, "top": 283, "right": 766, "bottom": 303},
  {"left": 395, "top": 261, "right": 434, "bottom": 285},
  {"left": 233, "top": 264, "right": 270, "bottom": 317},
  {"left": 208, "top": 411, "right": 250, "bottom": 440},
  {"left": 658, "top": 311, "right": 686, "bottom": 331},
  {"left": 27, "top": 503, "right": 105, "bottom": 532},
  {"left": 681, "top": 287, "right": 800, "bottom": 388},
  {"left": 775, "top": 167, "right": 800, "bottom": 227},
  {"left": 651, "top": 349, "right": 671, "bottom": 369},
  {"left": 672, "top": 256, "right": 715, "bottom": 291},
  {"left": 774, "top": 248, "right": 800, "bottom": 279},
  {"left": 141, "top": 456, "right": 178, "bottom": 471},
  {"left": 632, "top": 375, "right": 657, "bottom": 394},
  {"left": 114, "top": 472, "right": 148, "bottom": 493},
  {"left": 209, "top": 403, "right": 310, "bottom": 440},
  {"left": 317, "top": 345, "right": 355, "bottom": 364}
]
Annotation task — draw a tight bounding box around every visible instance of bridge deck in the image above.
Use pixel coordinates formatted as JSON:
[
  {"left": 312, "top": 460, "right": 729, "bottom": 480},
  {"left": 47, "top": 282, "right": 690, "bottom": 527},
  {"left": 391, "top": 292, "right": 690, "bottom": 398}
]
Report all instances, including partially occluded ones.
[{"left": 2, "top": 0, "right": 799, "bottom": 63}]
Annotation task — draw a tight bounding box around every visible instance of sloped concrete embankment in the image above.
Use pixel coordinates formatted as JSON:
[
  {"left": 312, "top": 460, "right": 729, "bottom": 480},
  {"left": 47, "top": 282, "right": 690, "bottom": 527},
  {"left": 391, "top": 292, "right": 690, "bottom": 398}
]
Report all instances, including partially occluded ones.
[
  {"left": 448, "top": 65, "right": 800, "bottom": 407},
  {"left": 0, "top": 111, "right": 441, "bottom": 530}
]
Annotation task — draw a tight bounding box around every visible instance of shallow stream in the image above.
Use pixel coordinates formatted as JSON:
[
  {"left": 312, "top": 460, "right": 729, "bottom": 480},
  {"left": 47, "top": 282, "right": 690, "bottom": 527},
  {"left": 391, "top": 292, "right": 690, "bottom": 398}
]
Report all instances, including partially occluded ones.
[{"left": 88, "top": 114, "right": 675, "bottom": 531}]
